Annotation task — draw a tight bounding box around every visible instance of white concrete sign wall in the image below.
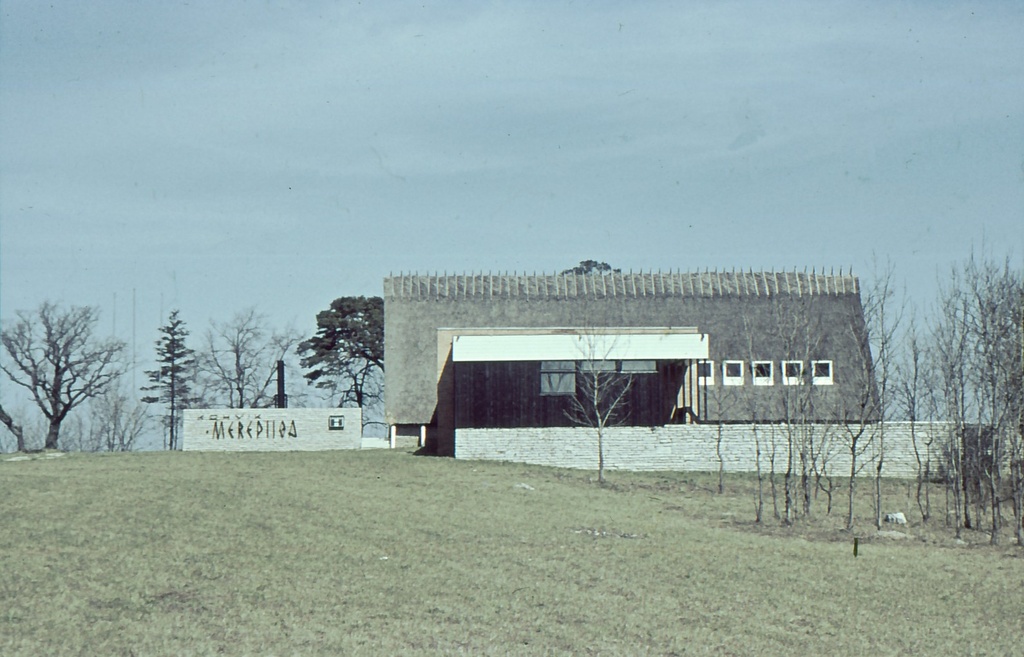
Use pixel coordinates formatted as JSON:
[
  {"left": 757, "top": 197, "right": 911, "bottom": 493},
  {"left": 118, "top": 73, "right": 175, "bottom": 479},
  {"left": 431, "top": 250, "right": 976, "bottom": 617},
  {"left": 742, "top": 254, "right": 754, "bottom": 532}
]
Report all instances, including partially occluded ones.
[{"left": 184, "top": 408, "right": 362, "bottom": 452}]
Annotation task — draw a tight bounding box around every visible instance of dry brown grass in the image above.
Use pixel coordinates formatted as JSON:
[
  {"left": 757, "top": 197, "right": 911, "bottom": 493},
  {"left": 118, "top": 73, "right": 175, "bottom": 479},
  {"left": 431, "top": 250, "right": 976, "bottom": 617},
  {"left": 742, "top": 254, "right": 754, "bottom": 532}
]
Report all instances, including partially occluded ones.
[{"left": 1, "top": 450, "right": 1021, "bottom": 656}]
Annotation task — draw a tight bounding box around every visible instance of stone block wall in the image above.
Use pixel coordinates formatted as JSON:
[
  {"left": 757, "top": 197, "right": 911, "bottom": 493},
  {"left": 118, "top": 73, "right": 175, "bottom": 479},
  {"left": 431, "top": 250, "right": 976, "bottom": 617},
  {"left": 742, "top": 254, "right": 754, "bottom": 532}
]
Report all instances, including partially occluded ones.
[
  {"left": 455, "top": 421, "right": 951, "bottom": 479},
  {"left": 183, "top": 408, "right": 362, "bottom": 452}
]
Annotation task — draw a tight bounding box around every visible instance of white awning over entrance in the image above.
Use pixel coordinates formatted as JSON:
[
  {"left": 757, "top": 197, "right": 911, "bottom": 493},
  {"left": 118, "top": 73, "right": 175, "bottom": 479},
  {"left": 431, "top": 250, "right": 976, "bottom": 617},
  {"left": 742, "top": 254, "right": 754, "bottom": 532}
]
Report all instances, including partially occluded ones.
[{"left": 451, "top": 329, "right": 709, "bottom": 362}]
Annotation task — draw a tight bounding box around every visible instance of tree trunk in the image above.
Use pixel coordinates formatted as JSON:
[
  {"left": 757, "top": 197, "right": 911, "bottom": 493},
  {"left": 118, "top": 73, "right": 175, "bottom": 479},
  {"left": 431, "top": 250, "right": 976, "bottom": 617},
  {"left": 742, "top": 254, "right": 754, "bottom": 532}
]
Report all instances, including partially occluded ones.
[
  {"left": 874, "top": 430, "right": 884, "bottom": 530},
  {"left": 783, "top": 431, "right": 795, "bottom": 525},
  {"left": 989, "top": 454, "right": 1001, "bottom": 546},
  {"left": 1013, "top": 447, "right": 1024, "bottom": 546},
  {"left": 846, "top": 439, "right": 858, "bottom": 531},
  {"left": 912, "top": 426, "right": 930, "bottom": 522},
  {"left": 716, "top": 425, "right": 725, "bottom": 495},
  {"left": 768, "top": 428, "right": 779, "bottom": 520},
  {"left": 951, "top": 428, "right": 964, "bottom": 539},
  {"left": 801, "top": 442, "right": 812, "bottom": 518},
  {"left": 45, "top": 420, "right": 61, "bottom": 450},
  {"left": 0, "top": 404, "right": 27, "bottom": 452},
  {"left": 754, "top": 429, "right": 764, "bottom": 523}
]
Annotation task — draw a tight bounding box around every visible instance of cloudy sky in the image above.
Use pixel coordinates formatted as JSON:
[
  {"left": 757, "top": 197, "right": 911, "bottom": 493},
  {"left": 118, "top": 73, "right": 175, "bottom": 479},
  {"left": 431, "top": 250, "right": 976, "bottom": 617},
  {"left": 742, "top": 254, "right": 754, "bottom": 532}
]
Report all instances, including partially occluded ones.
[{"left": 2, "top": 0, "right": 1022, "bottom": 352}]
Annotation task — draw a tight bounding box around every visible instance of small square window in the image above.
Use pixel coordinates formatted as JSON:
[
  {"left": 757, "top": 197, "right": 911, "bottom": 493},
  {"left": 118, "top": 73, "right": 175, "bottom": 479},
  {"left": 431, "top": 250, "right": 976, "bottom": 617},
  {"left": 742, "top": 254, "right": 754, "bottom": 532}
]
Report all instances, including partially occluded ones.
[
  {"left": 722, "top": 360, "right": 744, "bottom": 386},
  {"left": 328, "top": 415, "right": 346, "bottom": 430},
  {"left": 782, "top": 360, "right": 804, "bottom": 386},
  {"left": 541, "top": 361, "right": 576, "bottom": 395},
  {"left": 812, "top": 360, "right": 834, "bottom": 385},
  {"left": 752, "top": 361, "right": 774, "bottom": 386},
  {"left": 695, "top": 360, "right": 715, "bottom": 385}
]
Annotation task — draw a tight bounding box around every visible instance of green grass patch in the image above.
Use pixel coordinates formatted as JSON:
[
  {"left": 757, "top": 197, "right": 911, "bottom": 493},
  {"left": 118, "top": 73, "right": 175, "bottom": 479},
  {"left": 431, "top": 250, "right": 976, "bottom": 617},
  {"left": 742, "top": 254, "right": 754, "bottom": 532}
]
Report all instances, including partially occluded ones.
[{"left": 1, "top": 450, "right": 1021, "bottom": 656}]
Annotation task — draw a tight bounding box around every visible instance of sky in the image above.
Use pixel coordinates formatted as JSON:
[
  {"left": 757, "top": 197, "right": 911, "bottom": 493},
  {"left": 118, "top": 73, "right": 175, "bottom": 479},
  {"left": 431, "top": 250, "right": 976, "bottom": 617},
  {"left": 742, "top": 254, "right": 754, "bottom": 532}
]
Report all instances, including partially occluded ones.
[{"left": 2, "top": 1, "right": 1023, "bottom": 381}]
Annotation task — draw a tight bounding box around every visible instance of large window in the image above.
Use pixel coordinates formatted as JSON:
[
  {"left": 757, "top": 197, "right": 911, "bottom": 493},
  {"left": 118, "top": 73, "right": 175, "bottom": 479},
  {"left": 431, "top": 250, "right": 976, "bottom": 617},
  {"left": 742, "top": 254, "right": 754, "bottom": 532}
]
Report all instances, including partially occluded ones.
[
  {"left": 722, "top": 360, "right": 744, "bottom": 386},
  {"left": 540, "top": 361, "right": 575, "bottom": 395},
  {"left": 752, "top": 361, "right": 774, "bottom": 386},
  {"left": 811, "top": 360, "right": 834, "bottom": 385}
]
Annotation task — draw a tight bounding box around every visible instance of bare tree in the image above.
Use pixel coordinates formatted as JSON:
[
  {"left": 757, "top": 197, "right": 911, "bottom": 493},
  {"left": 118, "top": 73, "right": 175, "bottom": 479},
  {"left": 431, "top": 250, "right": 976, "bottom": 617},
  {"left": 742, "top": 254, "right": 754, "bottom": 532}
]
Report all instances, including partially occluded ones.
[
  {"left": 933, "top": 272, "right": 971, "bottom": 538},
  {"left": 743, "top": 293, "right": 835, "bottom": 524},
  {"left": 739, "top": 315, "right": 780, "bottom": 520},
  {"left": 1, "top": 302, "right": 126, "bottom": 450},
  {"left": 706, "top": 378, "right": 742, "bottom": 496},
  {"left": 1013, "top": 284, "right": 1024, "bottom": 546},
  {"left": 752, "top": 423, "right": 765, "bottom": 523},
  {"left": 932, "top": 253, "right": 1022, "bottom": 544},
  {"left": 895, "top": 309, "right": 938, "bottom": 522},
  {"left": 196, "top": 308, "right": 302, "bottom": 409},
  {"left": 0, "top": 404, "right": 27, "bottom": 452},
  {"left": 962, "top": 256, "right": 1021, "bottom": 545},
  {"left": 836, "top": 325, "right": 881, "bottom": 531},
  {"left": 831, "top": 261, "right": 900, "bottom": 531},
  {"left": 565, "top": 331, "right": 634, "bottom": 484},
  {"left": 1012, "top": 288, "right": 1024, "bottom": 545},
  {"left": 771, "top": 295, "right": 828, "bottom": 522},
  {"left": 864, "top": 260, "right": 903, "bottom": 530},
  {"left": 90, "top": 385, "right": 150, "bottom": 452}
]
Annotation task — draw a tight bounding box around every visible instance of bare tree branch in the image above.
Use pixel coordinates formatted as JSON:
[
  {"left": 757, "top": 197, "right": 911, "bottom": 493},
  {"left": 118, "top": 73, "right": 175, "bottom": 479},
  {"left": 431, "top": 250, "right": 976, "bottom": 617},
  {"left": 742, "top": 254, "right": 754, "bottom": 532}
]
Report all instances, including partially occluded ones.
[{"left": 0, "top": 302, "right": 126, "bottom": 450}]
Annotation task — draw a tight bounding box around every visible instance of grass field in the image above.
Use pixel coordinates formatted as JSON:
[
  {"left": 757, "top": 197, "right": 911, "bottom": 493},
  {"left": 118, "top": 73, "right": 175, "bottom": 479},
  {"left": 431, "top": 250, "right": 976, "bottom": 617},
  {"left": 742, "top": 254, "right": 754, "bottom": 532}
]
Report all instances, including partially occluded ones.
[{"left": 1, "top": 449, "right": 1021, "bottom": 656}]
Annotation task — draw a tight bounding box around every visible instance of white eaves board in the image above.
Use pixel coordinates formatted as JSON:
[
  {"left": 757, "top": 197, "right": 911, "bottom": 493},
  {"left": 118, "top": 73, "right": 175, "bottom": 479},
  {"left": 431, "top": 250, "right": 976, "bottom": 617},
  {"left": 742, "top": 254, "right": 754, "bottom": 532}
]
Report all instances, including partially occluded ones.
[{"left": 451, "top": 332, "right": 709, "bottom": 362}]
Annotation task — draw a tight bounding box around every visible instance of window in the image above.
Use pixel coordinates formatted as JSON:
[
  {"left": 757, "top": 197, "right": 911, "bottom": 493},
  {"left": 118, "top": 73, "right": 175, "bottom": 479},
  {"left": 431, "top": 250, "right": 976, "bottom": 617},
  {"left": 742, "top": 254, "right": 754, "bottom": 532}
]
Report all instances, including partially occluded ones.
[
  {"left": 695, "top": 360, "right": 714, "bottom": 385},
  {"left": 579, "top": 360, "right": 616, "bottom": 372},
  {"left": 812, "top": 360, "right": 834, "bottom": 385},
  {"left": 782, "top": 360, "right": 804, "bottom": 386},
  {"left": 540, "top": 361, "right": 575, "bottom": 395},
  {"left": 328, "top": 415, "right": 346, "bottom": 430},
  {"left": 752, "top": 361, "right": 774, "bottom": 386},
  {"left": 722, "top": 360, "right": 744, "bottom": 386},
  {"left": 621, "top": 360, "right": 657, "bottom": 373}
]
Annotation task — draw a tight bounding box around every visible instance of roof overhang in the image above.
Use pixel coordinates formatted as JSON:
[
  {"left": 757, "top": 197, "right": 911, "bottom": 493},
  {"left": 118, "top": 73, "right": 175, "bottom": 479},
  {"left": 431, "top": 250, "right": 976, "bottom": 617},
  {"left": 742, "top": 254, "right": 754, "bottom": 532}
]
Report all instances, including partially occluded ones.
[{"left": 451, "top": 329, "right": 709, "bottom": 362}]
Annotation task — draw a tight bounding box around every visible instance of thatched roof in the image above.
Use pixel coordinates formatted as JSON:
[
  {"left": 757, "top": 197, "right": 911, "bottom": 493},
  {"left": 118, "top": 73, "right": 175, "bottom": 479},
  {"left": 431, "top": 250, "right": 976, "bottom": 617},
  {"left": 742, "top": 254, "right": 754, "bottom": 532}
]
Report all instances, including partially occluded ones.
[
  {"left": 384, "top": 269, "right": 874, "bottom": 432},
  {"left": 384, "top": 269, "right": 859, "bottom": 300}
]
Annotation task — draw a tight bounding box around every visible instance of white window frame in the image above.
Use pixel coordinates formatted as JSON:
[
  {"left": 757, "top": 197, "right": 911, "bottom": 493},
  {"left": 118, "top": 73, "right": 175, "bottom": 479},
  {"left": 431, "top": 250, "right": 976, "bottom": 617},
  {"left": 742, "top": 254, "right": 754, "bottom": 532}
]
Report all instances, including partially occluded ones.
[
  {"left": 751, "top": 360, "right": 774, "bottom": 386},
  {"left": 722, "top": 360, "right": 744, "bottom": 386},
  {"left": 782, "top": 360, "right": 804, "bottom": 386},
  {"left": 811, "top": 360, "right": 834, "bottom": 386},
  {"left": 695, "top": 360, "right": 715, "bottom": 385}
]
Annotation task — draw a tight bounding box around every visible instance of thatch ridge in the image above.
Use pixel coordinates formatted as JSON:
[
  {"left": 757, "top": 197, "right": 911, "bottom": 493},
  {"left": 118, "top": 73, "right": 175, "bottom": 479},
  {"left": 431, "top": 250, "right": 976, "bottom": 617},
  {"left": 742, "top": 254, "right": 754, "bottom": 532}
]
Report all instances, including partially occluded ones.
[{"left": 384, "top": 269, "right": 859, "bottom": 300}]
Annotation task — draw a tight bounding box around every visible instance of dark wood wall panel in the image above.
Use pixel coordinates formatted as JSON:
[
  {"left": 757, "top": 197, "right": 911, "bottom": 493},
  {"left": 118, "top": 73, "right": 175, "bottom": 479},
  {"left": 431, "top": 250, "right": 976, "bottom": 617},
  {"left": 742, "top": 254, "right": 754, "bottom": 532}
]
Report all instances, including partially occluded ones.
[{"left": 454, "top": 361, "right": 668, "bottom": 429}]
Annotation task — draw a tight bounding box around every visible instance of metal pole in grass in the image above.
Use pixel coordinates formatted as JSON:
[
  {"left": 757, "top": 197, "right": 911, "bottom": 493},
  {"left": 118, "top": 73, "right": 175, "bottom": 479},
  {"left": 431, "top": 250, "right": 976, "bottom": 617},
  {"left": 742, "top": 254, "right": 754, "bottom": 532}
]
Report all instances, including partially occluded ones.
[{"left": 853, "top": 537, "right": 859, "bottom": 557}]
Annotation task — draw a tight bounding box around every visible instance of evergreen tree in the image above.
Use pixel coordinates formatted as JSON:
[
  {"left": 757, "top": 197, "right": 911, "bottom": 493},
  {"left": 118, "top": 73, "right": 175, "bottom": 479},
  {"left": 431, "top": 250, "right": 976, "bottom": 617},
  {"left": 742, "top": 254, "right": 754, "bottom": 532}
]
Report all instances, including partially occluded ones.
[
  {"left": 142, "top": 310, "right": 194, "bottom": 450},
  {"left": 300, "top": 296, "right": 384, "bottom": 408}
]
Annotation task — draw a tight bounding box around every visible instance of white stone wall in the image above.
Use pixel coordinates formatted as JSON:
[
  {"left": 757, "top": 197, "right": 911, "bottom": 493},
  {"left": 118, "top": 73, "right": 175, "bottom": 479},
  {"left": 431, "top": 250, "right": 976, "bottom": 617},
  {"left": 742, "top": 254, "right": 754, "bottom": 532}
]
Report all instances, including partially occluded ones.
[
  {"left": 455, "top": 421, "right": 952, "bottom": 479},
  {"left": 183, "top": 408, "right": 362, "bottom": 452}
]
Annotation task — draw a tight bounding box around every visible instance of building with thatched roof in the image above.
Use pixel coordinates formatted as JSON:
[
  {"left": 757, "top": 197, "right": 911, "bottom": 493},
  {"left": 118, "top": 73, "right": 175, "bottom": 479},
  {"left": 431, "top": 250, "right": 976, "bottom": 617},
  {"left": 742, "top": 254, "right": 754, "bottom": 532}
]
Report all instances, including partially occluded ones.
[{"left": 384, "top": 270, "right": 876, "bottom": 457}]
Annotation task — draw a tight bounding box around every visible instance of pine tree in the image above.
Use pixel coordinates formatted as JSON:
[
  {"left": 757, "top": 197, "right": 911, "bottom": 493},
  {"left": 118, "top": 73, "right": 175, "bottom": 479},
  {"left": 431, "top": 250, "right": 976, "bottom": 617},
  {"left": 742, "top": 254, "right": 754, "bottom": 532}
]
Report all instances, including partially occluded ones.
[{"left": 142, "top": 310, "right": 194, "bottom": 450}]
